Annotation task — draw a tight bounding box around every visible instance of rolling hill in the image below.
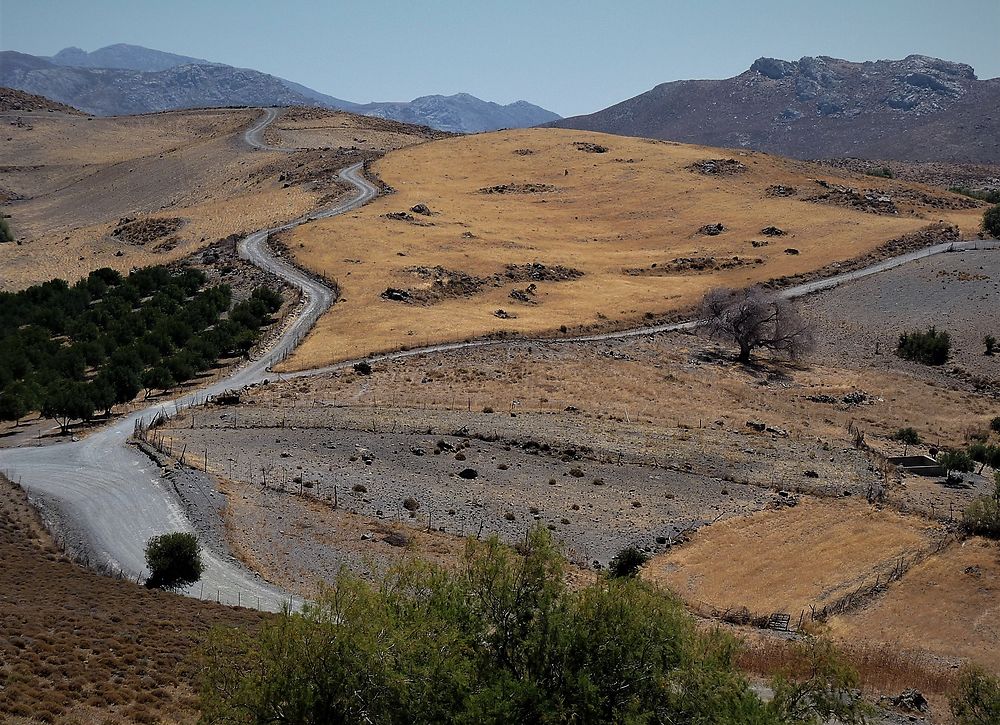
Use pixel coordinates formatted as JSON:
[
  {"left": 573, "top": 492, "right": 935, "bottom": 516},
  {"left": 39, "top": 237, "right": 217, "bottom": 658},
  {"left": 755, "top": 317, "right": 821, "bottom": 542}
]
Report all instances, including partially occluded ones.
[{"left": 547, "top": 55, "right": 1000, "bottom": 163}]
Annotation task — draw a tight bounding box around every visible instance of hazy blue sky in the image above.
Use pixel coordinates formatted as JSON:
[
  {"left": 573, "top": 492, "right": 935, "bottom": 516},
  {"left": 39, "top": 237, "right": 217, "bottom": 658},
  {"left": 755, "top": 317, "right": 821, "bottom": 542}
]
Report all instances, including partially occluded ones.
[{"left": 2, "top": 0, "right": 998, "bottom": 117}]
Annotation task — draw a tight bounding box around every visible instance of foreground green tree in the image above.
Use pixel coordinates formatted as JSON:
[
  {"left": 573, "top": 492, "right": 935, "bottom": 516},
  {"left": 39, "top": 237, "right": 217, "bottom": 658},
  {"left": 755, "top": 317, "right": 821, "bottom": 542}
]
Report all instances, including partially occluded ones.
[
  {"left": 951, "top": 666, "right": 1000, "bottom": 724},
  {"left": 145, "top": 532, "right": 204, "bottom": 590},
  {"left": 200, "top": 527, "right": 863, "bottom": 724}
]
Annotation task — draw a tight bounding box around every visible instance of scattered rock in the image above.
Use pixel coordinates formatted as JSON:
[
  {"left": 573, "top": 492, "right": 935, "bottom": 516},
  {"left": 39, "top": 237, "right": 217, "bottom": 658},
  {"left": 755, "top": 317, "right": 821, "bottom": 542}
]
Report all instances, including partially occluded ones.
[
  {"left": 381, "top": 287, "right": 411, "bottom": 302},
  {"left": 750, "top": 240, "right": 769, "bottom": 248},
  {"left": 842, "top": 390, "right": 880, "bottom": 406},
  {"left": 784, "top": 247, "right": 800, "bottom": 255},
  {"left": 503, "top": 262, "right": 583, "bottom": 282},
  {"left": 689, "top": 158, "right": 746, "bottom": 175},
  {"left": 458, "top": 468, "right": 479, "bottom": 480},
  {"left": 765, "top": 184, "right": 797, "bottom": 197},
  {"left": 698, "top": 222, "right": 726, "bottom": 236},
  {"left": 384, "top": 211, "right": 415, "bottom": 222},
  {"left": 803, "top": 470, "right": 819, "bottom": 478},
  {"left": 513, "top": 148, "right": 535, "bottom": 155},
  {"left": 746, "top": 420, "right": 767, "bottom": 432},
  {"left": 774, "top": 490, "right": 799, "bottom": 507},
  {"left": 509, "top": 284, "right": 538, "bottom": 304},
  {"left": 479, "top": 183, "right": 557, "bottom": 194},
  {"left": 494, "top": 309, "right": 516, "bottom": 319},
  {"left": 410, "top": 203, "right": 431, "bottom": 216},
  {"left": 625, "top": 256, "right": 763, "bottom": 276},
  {"left": 806, "top": 394, "right": 838, "bottom": 404},
  {"left": 804, "top": 182, "right": 899, "bottom": 215},
  {"left": 888, "top": 689, "right": 928, "bottom": 713},
  {"left": 573, "top": 141, "right": 608, "bottom": 153},
  {"left": 111, "top": 216, "right": 183, "bottom": 245},
  {"left": 761, "top": 226, "right": 787, "bottom": 236}
]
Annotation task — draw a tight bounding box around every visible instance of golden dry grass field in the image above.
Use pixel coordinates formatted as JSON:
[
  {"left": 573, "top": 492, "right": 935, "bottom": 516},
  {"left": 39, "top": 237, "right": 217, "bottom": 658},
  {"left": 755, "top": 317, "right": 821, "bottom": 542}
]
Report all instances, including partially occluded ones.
[
  {"left": 279, "top": 127, "right": 984, "bottom": 370},
  {"left": 830, "top": 537, "right": 1000, "bottom": 671},
  {"left": 0, "top": 107, "right": 437, "bottom": 290},
  {"left": 642, "top": 497, "right": 940, "bottom": 615}
]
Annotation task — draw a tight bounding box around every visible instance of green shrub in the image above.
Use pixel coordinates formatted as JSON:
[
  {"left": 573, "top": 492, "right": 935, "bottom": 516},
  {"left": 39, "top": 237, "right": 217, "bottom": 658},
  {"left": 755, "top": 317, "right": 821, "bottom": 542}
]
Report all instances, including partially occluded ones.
[
  {"left": 985, "top": 335, "right": 997, "bottom": 356},
  {"left": 866, "top": 166, "right": 893, "bottom": 179},
  {"left": 949, "top": 187, "right": 1000, "bottom": 204},
  {"left": 992, "top": 416, "right": 1000, "bottom": 434},
  {"left": 0, "top": 216, "right": 12, "bottom": 243},
  {"left": 200, "top": 527, "right": 864, "bottom": 724},
  {"left": 938, "top": 449, "right": 974, "bottom": 479},
  {"left": 984, "top": 204, "right": 1000, "bottom": 238},
  {"left": 951, "top": 665, "right": 1000, "bottom": 724},
  {"left": 897, "top": 327, "right": 950, "bottom": 365},
  {"left": 964, "top": 475, "right": 1000, "bottom": 539},
  {"left": 608, "top": 545, "right": 649, "bottom": 578},
  {"left": 890, "top": 427, "right": 921, "bottom": 446},
  {"left": 144, "top": 532, "right": 204, "bottom": 590}
]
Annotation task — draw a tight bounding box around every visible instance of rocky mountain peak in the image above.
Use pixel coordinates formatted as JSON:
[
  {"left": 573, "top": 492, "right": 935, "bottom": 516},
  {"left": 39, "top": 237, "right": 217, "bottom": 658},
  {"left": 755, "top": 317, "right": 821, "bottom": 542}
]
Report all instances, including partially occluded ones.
[{"left": 550, "top": 53, "right": 999, "bottom": 163}]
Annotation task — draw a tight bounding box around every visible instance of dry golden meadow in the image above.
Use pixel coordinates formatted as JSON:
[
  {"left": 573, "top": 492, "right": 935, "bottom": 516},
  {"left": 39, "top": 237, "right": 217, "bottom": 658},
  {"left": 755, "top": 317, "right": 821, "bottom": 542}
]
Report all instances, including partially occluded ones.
[{"left": 279, "top": 127, "right": 983, "bottom": 370}]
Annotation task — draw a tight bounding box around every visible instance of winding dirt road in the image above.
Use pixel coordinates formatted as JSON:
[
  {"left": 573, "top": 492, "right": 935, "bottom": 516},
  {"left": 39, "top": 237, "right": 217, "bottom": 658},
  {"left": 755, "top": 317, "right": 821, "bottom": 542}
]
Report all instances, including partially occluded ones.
[{"left": 0, "top": 112, "right": 376, "bottom": 611}]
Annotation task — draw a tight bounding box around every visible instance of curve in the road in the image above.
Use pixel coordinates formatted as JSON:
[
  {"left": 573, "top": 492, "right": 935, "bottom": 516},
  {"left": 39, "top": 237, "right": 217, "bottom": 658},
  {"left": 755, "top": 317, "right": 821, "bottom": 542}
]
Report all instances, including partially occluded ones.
[{"left": 0, "top": 110, "right": 376, "bottom": 611}]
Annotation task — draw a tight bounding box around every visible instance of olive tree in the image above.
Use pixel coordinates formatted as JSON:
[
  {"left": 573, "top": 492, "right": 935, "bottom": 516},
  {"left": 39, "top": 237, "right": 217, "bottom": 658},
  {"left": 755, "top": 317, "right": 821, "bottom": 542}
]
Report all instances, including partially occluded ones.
[
  {"left": 144, "top": 532, "right": 204, "bottom": 590},
  {"left": 699, "top": 286, "right": 815, "bottom": 364}
]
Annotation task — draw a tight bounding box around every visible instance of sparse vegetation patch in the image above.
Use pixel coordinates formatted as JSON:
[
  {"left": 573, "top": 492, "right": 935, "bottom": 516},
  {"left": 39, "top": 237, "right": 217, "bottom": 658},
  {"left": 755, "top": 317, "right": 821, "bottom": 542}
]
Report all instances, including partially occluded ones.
[{"left": 896, "top": 326, "right": 951, "bottom": 365}]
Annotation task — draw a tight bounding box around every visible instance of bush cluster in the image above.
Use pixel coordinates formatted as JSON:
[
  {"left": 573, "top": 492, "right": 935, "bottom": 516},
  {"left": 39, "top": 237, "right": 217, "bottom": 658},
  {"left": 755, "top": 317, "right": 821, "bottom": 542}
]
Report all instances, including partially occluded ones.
[
  {"left": 951, "top": 666, "right": 1000, "bottom": 724},
  {"left": 0, "top": 267, "right": 281, "bottom": 430},
  {"left": 0, "top": 217, "right": 12, "bottom": 243},
  {"left": 144, "top": 532, "right": 204, "bottom": 590},
  {"left": 896, "top": 326, "right": 950, "bottom": 365},
  {"left": 201, "top": 527, "right": 865, "bottom": 724},
  {"left": 949, "top": 187, "right": 1000, "bottom": 204}
]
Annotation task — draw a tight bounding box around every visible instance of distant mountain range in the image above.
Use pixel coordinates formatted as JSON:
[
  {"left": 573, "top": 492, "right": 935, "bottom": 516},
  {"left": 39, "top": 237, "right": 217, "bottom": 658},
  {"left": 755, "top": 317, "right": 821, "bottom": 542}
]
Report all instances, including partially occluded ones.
[
  {"left": 547, "top": 55, "right": 1000, "bottom": 163},
  {"left": 0, "top": 43, "right": 560, "bottom": 133}
]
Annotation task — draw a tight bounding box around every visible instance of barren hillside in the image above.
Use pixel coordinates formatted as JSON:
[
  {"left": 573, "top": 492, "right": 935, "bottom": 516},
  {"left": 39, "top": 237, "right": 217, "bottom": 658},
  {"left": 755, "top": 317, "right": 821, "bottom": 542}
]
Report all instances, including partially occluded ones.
[{"left": 0, "top": 107, "right": 442, "bottom": 289}]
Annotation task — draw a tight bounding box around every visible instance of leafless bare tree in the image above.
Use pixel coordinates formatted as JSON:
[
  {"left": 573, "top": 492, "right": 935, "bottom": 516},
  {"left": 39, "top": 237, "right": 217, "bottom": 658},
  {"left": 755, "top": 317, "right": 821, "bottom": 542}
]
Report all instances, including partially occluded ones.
[{"left": 698, "top": 286, "right": 815, "bottom": 364}]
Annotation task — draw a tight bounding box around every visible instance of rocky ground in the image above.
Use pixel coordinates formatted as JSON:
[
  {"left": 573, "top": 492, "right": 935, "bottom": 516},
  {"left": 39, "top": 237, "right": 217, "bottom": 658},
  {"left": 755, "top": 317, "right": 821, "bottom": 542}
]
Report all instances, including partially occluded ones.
[
  {"left": 816, "top": 157, "right": 1000, "bottom": 192},
  {"left": 798, "top": 247, "right": 1000, "bottom": 385}
]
